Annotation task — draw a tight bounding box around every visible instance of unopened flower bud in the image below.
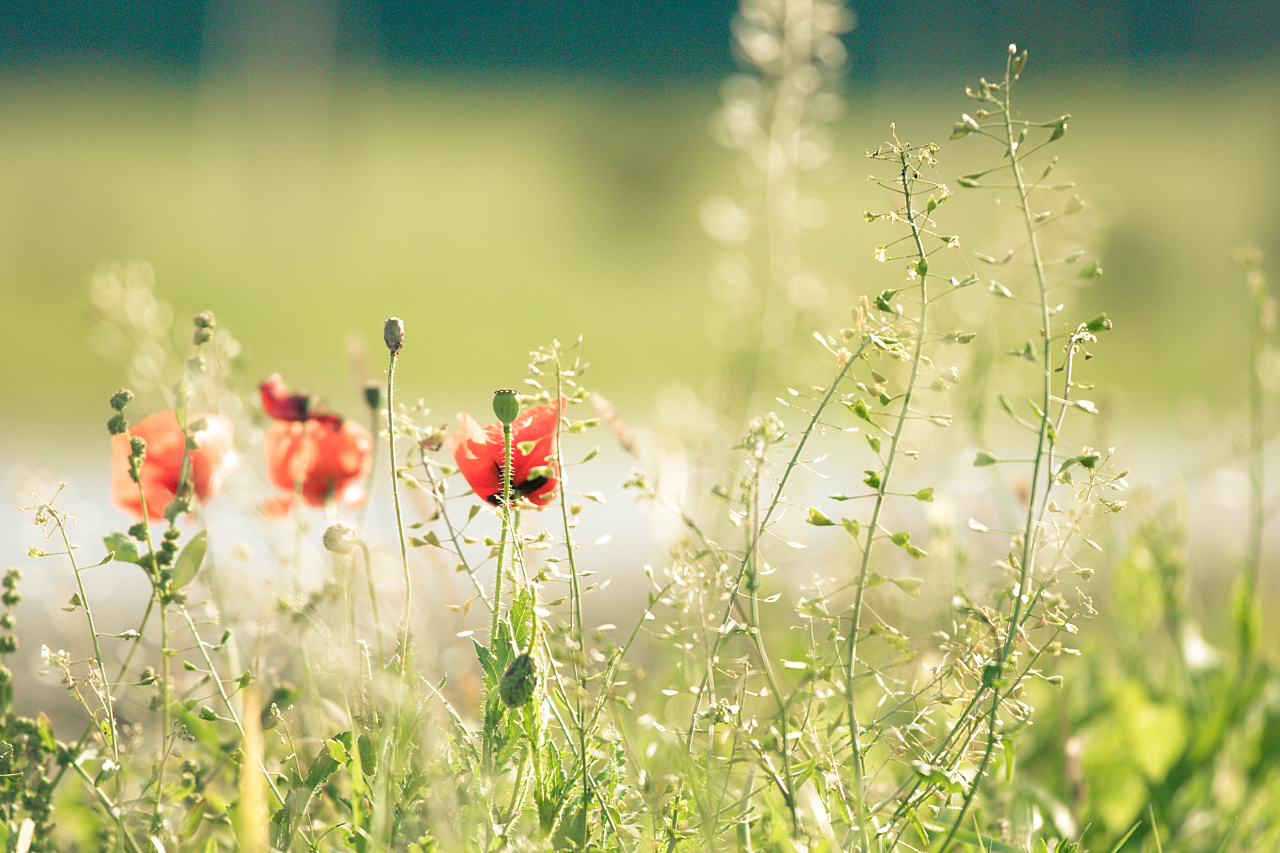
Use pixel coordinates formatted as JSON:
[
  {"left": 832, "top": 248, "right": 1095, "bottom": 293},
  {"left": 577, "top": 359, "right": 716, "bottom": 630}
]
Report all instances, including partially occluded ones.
[
  {"left": 383, "top": 317, "right": 404, "bottom": 354},
  {"left": 109, "top": 388, "right": 135, "bottom": 411},
  {"left": 364, "top": 382, "right": 384, "bottom": 411},
  {"left": 492, "top": 389, "right": 520, "bottom": 427},
  {"left": 499, "top": 652, "right": 538, "bottom": 708},
  {"left": 322, "top": 521, "right": 362, "bottom": 556}
]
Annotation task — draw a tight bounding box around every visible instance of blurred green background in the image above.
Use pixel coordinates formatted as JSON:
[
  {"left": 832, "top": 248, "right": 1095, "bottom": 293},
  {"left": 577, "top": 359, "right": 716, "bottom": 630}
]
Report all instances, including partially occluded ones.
[
  {"left": 2, "top": 0, "right": 1277, "bottom": 424},
  {"left": 2, "top": 0, "right": 1278, "bottom": 549}
]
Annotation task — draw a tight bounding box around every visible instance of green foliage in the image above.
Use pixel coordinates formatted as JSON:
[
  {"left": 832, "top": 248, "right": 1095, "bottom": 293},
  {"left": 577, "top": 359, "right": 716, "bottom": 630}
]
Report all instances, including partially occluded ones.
[{"left": 9, "top": 25, "right": 1279, "bottom": 853}]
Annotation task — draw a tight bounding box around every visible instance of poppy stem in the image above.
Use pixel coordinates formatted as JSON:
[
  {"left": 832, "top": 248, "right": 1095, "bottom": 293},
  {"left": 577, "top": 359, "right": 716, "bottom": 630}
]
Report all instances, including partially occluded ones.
[
  {"left": 385, "top": 344, "right": 411, "bottom": 672},
  {"left": 490, "top": 424, "right": 514, "bottom": 648}
]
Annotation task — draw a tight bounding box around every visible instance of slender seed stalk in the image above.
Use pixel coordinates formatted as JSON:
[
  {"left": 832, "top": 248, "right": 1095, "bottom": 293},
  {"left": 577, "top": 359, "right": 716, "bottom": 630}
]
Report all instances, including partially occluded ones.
[
  {"left": 551, "top": 369, "right": 590, "bottom": 848},
  {"left": 844, "top": 147, "right": 932, "bottom": 853},
  {"left": 939, "top": 47, "right": 1053, "bottom": 853},
  {"left": 177, "top": 606, "right": 286, "bottom": 807}
]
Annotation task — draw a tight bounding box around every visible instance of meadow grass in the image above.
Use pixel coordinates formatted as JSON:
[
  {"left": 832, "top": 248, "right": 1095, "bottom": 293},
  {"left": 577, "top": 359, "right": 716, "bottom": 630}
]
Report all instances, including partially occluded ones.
[{"left": 1, "top": 19, "right": 1278, "bottom": 853}]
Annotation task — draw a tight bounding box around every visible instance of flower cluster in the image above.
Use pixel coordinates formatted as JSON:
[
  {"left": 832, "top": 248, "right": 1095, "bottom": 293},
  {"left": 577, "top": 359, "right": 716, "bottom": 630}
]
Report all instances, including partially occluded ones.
[{"left": 110, "top": 380, "right": 561, "bottom": 519}]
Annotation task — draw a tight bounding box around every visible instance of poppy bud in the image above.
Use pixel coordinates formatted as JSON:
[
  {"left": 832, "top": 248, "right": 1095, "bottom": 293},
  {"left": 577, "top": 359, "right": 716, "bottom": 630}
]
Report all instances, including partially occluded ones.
[
  {"left": 383, "top": 317, "right": 404, "bottom": 354},
  {"left": 364, "top": 382, "right": 384, "bottom": 411},
  {"left": 322, "top": 521, "right": 363, "bottom": 556},
  {"left": 492, "top": 389, "right": 520, "bottom": 427},
  {"left": 499, "top": 652, "right": 538, "bottom": 708}
]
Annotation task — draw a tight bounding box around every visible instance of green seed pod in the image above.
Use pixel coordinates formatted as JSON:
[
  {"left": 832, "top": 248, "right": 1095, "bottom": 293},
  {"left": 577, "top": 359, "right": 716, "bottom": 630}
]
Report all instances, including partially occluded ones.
[
  {"left": 383, "top": 317, "right": 405, "bottom": 354},
  {"left": 492, "top": 389, "right": 520, "bottom": 427},
  {"left": 499, "top": 652, "right": 538, "bottom": 708}
]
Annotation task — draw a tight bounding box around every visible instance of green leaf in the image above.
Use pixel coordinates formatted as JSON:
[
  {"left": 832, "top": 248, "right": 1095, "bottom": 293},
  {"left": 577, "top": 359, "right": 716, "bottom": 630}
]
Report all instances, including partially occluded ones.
[
  {"left": 1079, "top": 260, "right": 1103, "bottom": 279},
  {"left": 842, "top": 518, "right": 861, "bottom": 537},
  {"left": 35, "top": 712, "right": 57, "bottom": 752},
  {"left": 913, "top": 488, "right": 934, "bottom": 502},
  {"left": 806, "top": 508, "right": 836, "bottom": 526},
  {"left": 1085, "top": 313, "right": 1112, "bottom": 332},
  {"left": 103, "top": 533, "right": 140, "bottom": 564},
  {"left": 866, "top": 435, "right": 881, "bottom": 453},
  {"left": 170, "top": 530, "right": 208, "bottom": 590},
  {"left": 848, "top": 398, "right": 872, "bottom": 423},
  {"left": 863, "top": 470, "right": 881, "bottom": 490},
  {"left": 974, "top": 451, "right": 1000, "bottom": 467}
]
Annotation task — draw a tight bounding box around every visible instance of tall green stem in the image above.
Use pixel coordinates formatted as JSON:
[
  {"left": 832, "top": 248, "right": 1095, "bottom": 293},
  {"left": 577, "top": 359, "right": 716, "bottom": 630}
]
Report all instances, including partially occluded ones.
[
  {"left": 386, "top": 344, "right": 411, "bottom": 669},
  {"left": 491, "top": 424, "right": 513, "bottom": 646},
  {"left": 843, "top": 148, "right": 931, "bottom": 853}
]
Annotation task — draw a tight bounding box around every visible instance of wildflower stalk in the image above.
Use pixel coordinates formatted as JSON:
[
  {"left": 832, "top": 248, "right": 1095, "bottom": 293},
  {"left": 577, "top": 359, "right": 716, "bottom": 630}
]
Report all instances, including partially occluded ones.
[
  {"left": 66, "top": 758, "right": 145, "bottom": 853},
  {"left": 384, "top": 318, "right": 411, "bottom": 670},
  {"left": 938, "top": 47, "right": 1056, "bottom": 853},
  {"left": 41, "top": 497, "right": 131, "bottom": 848},
  {"left": 685, "top": 335, "right": 874, "bottom": 749},
  {"left": 176, "top": 606, "right": 286, "bottom": 807},
  {"left": 420, "top": 460, "right": 493, "bottom": 612},
  {"left": 552, "top": 365, "right": 590, "bottom": 848},
  {"left": 843, "top": 145, "right": 932, "bottom": 851},
  {"left": 491, "top": 421, "right": 513, "bottom": 646}
]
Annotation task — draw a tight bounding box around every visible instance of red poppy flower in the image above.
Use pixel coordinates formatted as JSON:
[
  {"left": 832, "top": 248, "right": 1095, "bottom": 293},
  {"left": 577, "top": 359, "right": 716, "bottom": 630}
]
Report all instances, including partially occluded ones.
[
  {"left": 110, "top": 411, "right": 237, "bottom": 520},
  {"left": 448, "top": 400, "right": 563, "bottom": 509},
  {"left": 260, "top": 376, "right": 372, "bottom": 511}
]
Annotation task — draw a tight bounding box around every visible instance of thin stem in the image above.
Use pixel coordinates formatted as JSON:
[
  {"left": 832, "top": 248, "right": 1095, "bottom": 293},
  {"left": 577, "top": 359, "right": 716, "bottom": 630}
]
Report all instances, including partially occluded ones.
[
  {"left": 386, "top": 348, "right": 412, "bottom": 670},
  {"left": 552, "top": 372, "right": 590, "bottom": 848},
  {"left": 843, "top": 148, "right": 931, "bottom": 853},
  {"left": 491, "top": 424, "right": 513, "bottom": 646},
  {"left": 359, "top": 541, "right": 387, "bottom": 675},
  {"left": 940, "top": 49, "right": 1054, "bottom": 853},
  {"left": 684, "top": 335, "right": 874, "bottom": 750},
  {"left": 176, "top": 606, "right": 286, "bottom": 807}
]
